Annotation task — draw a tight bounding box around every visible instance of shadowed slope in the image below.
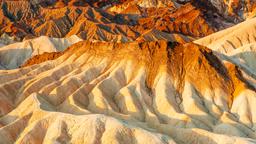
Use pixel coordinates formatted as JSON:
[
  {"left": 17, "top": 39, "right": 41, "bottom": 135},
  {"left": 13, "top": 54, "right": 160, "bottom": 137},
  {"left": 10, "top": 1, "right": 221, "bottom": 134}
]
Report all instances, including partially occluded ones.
[{"left": 195, "top": 17, "right": 256, "bottom": 80}]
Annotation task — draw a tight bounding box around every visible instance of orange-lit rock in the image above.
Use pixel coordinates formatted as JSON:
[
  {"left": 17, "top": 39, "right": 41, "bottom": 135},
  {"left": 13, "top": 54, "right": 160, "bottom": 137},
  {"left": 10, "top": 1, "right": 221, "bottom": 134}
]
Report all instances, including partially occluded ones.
[{"left": 0, "top": 1, "right": 256, "bottom": 144}]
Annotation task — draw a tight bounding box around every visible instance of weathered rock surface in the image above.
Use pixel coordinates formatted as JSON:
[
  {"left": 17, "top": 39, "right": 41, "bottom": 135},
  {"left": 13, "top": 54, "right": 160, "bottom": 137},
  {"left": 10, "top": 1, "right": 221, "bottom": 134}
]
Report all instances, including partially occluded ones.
[
  {"left": 0, "top": 0, "right": 217, "bottom": 41},
  {"left": 205, "top": 0, "right": 256, "bottom": 21},
  {"left": 195, "top": 17, "right": 256, "bottom": 78},
  {"left": 0, "top": 35, "right": 82, "bottom": 69},
  {"left": 0, "top": 1, "right": 256, "bottom": 144},
  {"left": 0, "top": 39, "right": 256, "bottom": 143}
]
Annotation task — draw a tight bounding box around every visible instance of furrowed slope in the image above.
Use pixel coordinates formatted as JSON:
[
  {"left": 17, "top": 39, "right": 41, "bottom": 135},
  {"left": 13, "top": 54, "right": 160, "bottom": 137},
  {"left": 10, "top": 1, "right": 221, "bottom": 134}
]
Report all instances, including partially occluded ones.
[
  {"left": 0, "top": 0, "right": 254, "bottom": 42},
  {"left": 0, "top": 1, "right": 214, "bottom": 42},
  {"left": 0, "top": 35, "right": 82, "bottom": 69},
  {"left": 0, "top": 41, "right": 256, "bottom": 143},
  {"left": 204, "top": 0, "right": 256, "bottom": 21},
  {"left": 195, "top": 17, "right": 256, "bottom": 79},
  {"left": 1, "top": 1, "right": 256, "bottom": 144}
]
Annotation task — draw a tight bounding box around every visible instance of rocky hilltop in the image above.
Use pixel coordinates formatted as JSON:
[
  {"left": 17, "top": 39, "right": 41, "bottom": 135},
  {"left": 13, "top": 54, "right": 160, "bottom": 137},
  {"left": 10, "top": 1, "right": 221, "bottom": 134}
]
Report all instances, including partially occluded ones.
[
  {"left": 0, "top": 0, "right": 256, "bottom": 144},
  {"left": 1, "top": 0, "right": 255, "bottom": 42}
]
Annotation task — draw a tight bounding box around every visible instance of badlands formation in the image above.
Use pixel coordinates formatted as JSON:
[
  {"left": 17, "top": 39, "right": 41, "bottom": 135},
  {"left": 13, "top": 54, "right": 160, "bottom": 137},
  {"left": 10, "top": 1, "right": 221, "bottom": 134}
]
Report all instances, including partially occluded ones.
[
  {"left": 0, "top": 35, "right": 82, "bottom": 69},
  {"left": 0, "top": 0, "right": 256, "bottom": 144}
]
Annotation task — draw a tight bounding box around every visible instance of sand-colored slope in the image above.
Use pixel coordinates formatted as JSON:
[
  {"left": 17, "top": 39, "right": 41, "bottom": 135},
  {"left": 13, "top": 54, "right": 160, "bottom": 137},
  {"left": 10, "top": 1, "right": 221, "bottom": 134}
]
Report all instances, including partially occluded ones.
[
  {"left": 195, "top": 17, "right": 256, "bottom": 78},
  {"left": 0, "top": 35, "right": 82, "bottom": 69},
  {"left": 0, "top": 41, "right": 256, "bottom": 143}
]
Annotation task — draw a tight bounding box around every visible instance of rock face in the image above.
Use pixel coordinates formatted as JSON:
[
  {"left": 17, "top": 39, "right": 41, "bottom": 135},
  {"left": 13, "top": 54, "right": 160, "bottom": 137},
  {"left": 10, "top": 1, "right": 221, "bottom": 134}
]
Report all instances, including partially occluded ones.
[
  {"left": 1, "top": 1, "right": 256, "bottom": 144},
  {"left": 0, "top": 0, "right": 224, "bottom": 41},
  {"left": 2, "top": 0, "right": 254, "bottom": 42},
  {"left": 206, "top": 0, "right": 256, "bottom": 21},
  {"left": 195, "top": 17, "right": 256, "bottom": 77},
  {"left": 0, "top": 35, "right": 82, "bottom": 69},
  {"left": 0, "top": 37, "right": 256, "bottom": 143}
]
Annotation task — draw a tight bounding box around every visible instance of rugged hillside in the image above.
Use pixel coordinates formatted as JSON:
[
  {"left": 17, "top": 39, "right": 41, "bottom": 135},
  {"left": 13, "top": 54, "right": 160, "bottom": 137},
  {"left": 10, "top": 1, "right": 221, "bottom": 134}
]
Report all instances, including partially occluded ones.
[
  {"left": 1, "top": 0, "right": 255, "bottom": 42},
  {"left": 0, "top": 35, "right": 81, "bottom": 69},
  {"left": 202, "top": 0, "right": 256, "bottom": 21},
  {"left": 0, "top": 1, "right": 256, "bottom": 144},
  {"left": 195, "top": 17, "right": 256, "bottom": 80},
  {"left": 0, "top": 0, "right": 215, "bottom": 69},
  {"left": 0, "top": 39, "right": 256, "bottom": 143},
  {"left": 0, "top": 0, "right": 225, "bottom": 41}
]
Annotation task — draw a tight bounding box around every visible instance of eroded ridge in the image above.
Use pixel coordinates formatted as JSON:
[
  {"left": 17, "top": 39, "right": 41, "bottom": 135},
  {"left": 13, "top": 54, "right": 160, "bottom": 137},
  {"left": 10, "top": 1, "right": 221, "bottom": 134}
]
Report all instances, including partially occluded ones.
[
  {"left": 0, "top": 41, "right": 256, "bottom": 143},
  {"left": 195, "top": 17, "right": 256, "bottom": 82}
]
